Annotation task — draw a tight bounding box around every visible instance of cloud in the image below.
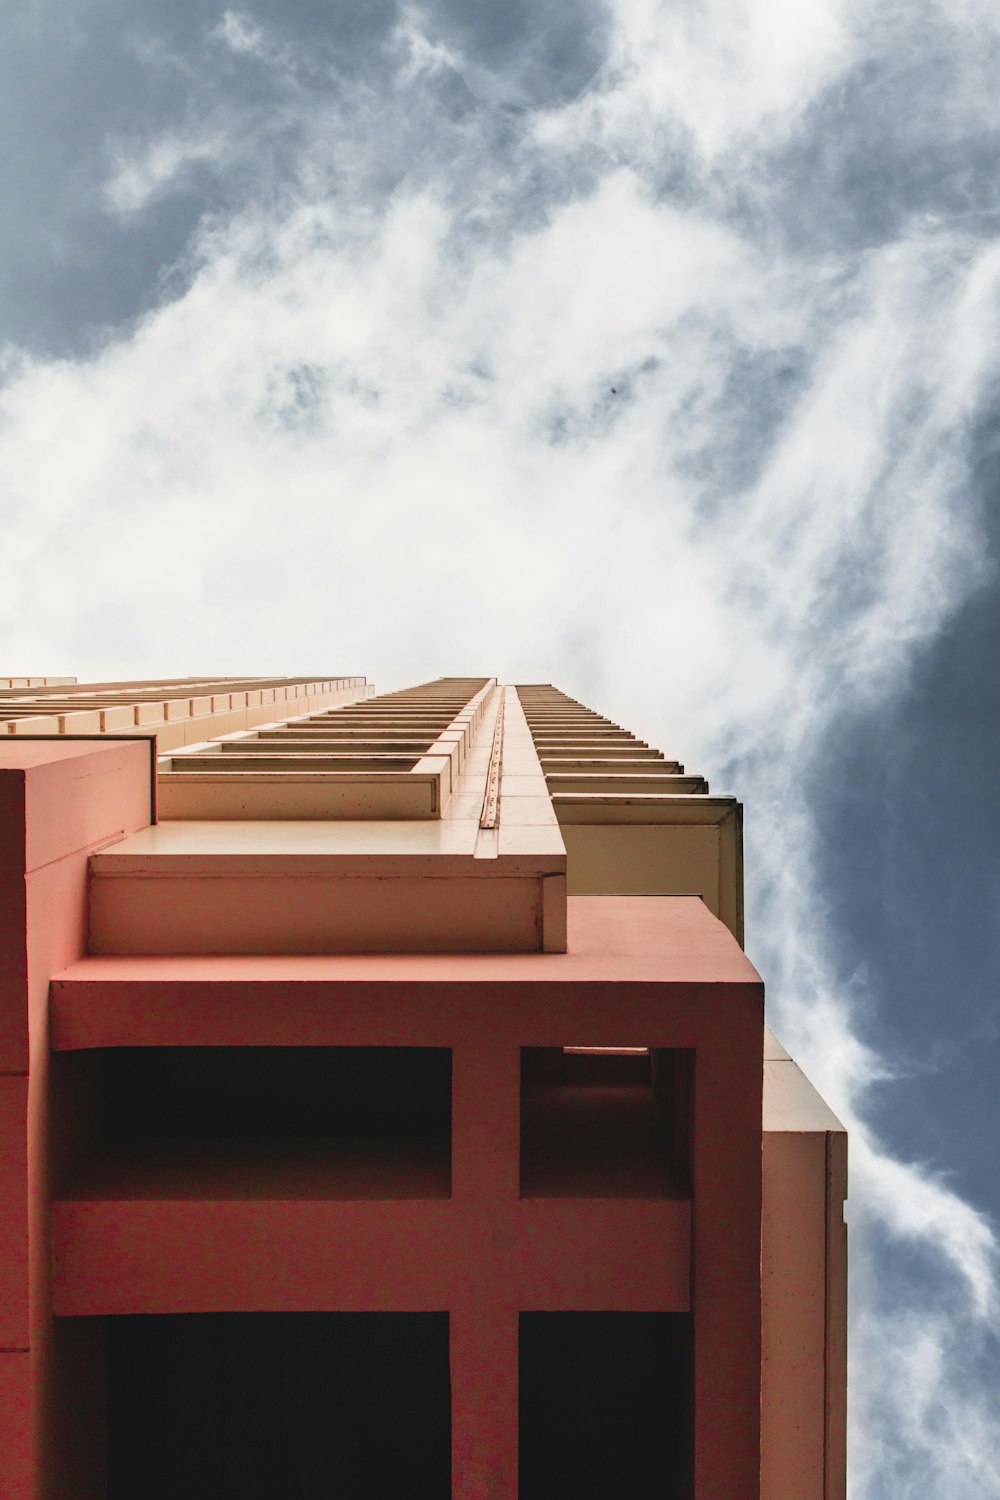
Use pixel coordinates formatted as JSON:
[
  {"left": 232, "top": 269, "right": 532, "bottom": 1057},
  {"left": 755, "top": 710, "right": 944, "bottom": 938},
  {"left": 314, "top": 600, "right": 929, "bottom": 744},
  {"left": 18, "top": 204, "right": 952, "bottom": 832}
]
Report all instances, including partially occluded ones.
[
  {"left": 2, "top": 0, "right": 999, "bottom": 1491},
  {"left": 216, "top": 9, "right": 266, "bottom": 58},
  {"left": 393, "top": 5, "right": 464, "bottom": 83},
  {"left": 534, "top": 0, "right": 851, "bottom": 161},
  {"left": 103, "top": 129, "right": 229, "bottom": 216}
]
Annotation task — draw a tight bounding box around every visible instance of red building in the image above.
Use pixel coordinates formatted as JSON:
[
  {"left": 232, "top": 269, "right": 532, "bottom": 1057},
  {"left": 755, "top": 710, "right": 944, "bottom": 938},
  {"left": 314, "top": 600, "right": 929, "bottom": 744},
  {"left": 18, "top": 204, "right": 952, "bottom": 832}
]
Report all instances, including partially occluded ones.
[{"left": 0, "top": 674, "right": 846, "bottom": 1497}]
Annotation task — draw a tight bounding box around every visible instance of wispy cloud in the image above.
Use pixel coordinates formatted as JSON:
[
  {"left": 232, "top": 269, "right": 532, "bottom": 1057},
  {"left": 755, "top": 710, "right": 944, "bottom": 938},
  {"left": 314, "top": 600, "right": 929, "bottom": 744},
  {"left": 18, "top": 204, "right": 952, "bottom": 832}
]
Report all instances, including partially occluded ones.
[
  {"left": 215, "top": 9, "right": 266, "bottom": 58},
  {"left": 104, "top": 129, "right": 229, "bottom": 216},
  {"left": 2, "top": 1, "right": 999, "bottom": 1489}
]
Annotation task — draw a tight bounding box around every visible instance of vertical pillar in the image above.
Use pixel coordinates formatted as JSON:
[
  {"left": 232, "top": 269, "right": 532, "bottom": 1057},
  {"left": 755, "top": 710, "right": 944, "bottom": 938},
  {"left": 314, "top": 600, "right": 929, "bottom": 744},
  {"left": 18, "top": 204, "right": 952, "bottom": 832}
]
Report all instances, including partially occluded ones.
[
  {"left": 0, "top": 1354, "right": 31, "bottom": 1500},
  {"left": 0, "top": 1079, "right": 29, "bottom": 1349},
  {"left": 451, "top": 1308, "right": 518, "bottom": 1500},
  {"left": 451, "top": 1039, "right": 521, "bottom": 1499},
  {"left": 692, "top": 1005, "right": 763, "bottom": 1500},
  {"left": 1, "top": 771, "right": 32, "bottom": 1498},
  {"left": 0, "top": 743, "right": 152, "bottom": 1500}
]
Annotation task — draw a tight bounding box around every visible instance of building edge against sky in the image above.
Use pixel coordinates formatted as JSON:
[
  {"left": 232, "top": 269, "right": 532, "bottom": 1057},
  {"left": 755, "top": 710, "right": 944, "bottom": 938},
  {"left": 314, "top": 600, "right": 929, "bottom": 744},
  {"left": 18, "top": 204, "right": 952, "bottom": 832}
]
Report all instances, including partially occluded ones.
[{"left": 0, "top": 672, "right": 846, "bottom": 1498}]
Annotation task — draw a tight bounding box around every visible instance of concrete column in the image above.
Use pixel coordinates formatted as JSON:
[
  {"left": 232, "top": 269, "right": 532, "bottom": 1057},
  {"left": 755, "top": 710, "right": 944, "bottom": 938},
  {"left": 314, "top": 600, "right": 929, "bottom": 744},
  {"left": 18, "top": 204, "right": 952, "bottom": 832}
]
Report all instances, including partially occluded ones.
[
  {"left": 0, "top": 742, "right": 151, "bottom": 1499},
  {"left": 692, "top": 1006, "right": 763, "bottom": 1499},
  {"left": 451, "top": 1040, "right": 521, "bottom": 1497},
  {"left": 451, "top": 1307, "right": 518, "bottom": 1500}
]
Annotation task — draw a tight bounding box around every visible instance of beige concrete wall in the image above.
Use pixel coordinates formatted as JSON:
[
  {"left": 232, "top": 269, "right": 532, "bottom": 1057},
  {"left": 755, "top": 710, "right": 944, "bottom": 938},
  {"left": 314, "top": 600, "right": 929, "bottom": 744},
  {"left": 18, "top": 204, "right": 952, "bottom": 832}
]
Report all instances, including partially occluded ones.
[{"left": 762, "top": 1035, "right": 848, "bottom": 1500}]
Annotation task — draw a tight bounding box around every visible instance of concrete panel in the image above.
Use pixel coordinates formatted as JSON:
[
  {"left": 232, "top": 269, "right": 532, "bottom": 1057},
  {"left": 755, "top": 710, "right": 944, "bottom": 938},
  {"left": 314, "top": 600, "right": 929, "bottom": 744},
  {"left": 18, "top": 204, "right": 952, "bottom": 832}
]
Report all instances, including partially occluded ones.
[
  {"left": 0, "top": 1352, "right": 31, "bottom": 1500},
  {"left": 762, "top": 1047, "right": 847, "bottom": 1500},
  {"left": 452, "top": 1309, "right": 518, "bottom": 1500},
  {"left": 52, "top": 1199, "right": 690, "bottom": 1317},
  {"left": 762, "top": 1132, "right": 828, "bottom": 1498},
  {"left": 157, "top": 774, "right": 441, "bottom": 821},
  {"left": 0, "top": 1075, "right": 28, "bottom": 1346},
  {"left": 0, "top": 742, "right": 152, "bottom": 1068},
  {"left": 51, "top": 897, "right": 763, "bottom": 1053},
  {"left": 562, "top": 822, "right": 721, "bottom": 907},
  {"left": 89, "top": 873, "right": 549, "bottom": 954},
  {"left": 0, "top": 770, "right": 29, "bottom": 1069}
]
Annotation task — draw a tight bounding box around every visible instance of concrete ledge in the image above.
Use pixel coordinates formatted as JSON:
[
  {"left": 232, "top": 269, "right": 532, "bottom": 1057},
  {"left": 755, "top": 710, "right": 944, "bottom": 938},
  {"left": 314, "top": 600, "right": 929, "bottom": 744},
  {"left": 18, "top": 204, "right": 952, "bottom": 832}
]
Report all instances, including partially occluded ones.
[
  {"left": 87, "top": 818, "right": 567, "bottom": 955},
  {"left": 554, "top": 800, "right": 743, "bottom": 945},
  {"left": 51, "top": 1197, "right": 691, "bottom": 1317}
]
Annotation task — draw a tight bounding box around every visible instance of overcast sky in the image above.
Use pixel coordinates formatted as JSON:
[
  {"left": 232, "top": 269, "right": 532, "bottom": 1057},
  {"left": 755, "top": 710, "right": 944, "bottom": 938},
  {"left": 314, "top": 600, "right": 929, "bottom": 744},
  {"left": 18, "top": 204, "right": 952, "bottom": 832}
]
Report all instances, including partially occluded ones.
[{"left": 2, "top": 0, "right": 998, "bottom": 1492}]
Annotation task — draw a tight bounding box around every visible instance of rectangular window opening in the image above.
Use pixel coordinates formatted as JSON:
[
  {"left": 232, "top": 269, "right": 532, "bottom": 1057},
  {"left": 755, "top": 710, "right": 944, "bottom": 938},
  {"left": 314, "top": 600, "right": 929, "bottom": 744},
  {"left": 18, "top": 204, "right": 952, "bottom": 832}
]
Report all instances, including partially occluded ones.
[
  {"left": 520, "top": 1047, "right": 691, "bottom": 1199},
  {"left": 519, "top": 1312, "right": 692, "bottom": 1500},
  {"left": 108, "top": 1312, "right": 451, "bottom": 1500},
  {"left": 70, "top": 1047, "right": 453, "bottom": 1200}
]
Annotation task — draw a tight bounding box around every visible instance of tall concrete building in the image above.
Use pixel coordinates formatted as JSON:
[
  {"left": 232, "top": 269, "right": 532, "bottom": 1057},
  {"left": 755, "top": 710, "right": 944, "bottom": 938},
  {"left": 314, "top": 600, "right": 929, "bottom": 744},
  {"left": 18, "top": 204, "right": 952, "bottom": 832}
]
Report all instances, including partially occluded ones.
[{"left": 0, "top": 673, "right": 846, "bottom": 1498}]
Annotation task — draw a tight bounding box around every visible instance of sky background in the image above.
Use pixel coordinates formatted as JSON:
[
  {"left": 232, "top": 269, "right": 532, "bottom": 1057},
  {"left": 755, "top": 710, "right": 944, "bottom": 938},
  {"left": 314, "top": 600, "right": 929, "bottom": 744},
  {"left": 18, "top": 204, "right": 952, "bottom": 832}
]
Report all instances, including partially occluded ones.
[{"left": 1, "top": 0, "right": 998, "bottom": 1492}]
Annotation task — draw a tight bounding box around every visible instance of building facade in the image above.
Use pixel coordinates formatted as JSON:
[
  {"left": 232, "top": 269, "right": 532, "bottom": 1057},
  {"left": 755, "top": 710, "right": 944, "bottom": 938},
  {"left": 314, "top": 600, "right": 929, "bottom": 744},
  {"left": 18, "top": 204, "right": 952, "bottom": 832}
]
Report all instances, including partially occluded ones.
[{"left": 0, "top": 674, "right": 846, "bottom": 1498}]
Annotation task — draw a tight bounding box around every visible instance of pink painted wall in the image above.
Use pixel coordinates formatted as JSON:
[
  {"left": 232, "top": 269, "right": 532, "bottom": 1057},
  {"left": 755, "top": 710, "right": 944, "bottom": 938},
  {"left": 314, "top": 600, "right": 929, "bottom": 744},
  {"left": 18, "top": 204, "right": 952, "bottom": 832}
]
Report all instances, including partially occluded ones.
[
  {"left": 0, "top": 742, "right": 152, "bottom": 1499},
  {"left": 49, "top": 898, "right": 763, "bottom": 1499},
  {"left": 3, "top": 728, "right": 765, "bottom": 1500}
]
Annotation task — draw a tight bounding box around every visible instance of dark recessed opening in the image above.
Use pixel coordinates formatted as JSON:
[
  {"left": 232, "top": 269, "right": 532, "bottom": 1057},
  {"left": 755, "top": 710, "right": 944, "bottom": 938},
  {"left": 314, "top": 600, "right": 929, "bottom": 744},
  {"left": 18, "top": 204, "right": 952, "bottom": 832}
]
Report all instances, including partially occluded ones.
[
  {"left": 70, "top": 1048, "right": 452, "bottom": 1200},
  {"left": 108, "top": 1312, "right": 450, "bottom": 1500},
  {"left": 105, "top": 1046, "right": 451, "bottom": 1139},
  {"left": 519, "top": 1312, "right": 692, "bottom": 1500},
  {"left": 519, "top": 1048, "right": 691, "bottom": 1198}
]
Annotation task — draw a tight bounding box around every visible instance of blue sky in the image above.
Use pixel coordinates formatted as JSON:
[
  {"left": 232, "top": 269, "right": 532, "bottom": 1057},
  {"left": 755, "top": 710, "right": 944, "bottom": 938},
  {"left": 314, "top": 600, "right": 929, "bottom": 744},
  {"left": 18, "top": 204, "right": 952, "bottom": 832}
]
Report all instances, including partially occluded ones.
[{"left": 1, "top": 1, "right": 998, "bottom": 1492}]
